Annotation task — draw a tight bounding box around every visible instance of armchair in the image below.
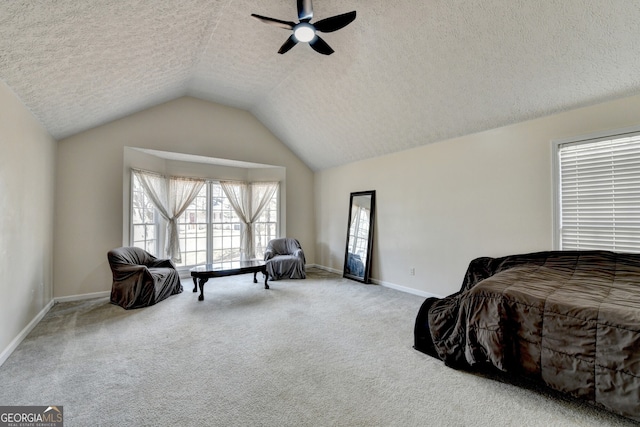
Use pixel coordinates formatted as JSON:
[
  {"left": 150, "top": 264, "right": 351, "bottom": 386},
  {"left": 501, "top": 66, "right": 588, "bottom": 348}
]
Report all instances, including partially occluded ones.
[
  {"left": 264, "top": 238, "right": 306, "bottom": 280},
  {"left": 107, "top": 246, "right": 183, "bottom": 309}
]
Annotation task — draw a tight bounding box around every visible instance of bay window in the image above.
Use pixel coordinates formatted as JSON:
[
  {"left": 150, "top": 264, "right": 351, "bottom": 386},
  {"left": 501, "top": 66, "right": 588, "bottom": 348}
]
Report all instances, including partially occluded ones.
[{"left": 130, "top": 170, "right": 279, "bottom": 269}]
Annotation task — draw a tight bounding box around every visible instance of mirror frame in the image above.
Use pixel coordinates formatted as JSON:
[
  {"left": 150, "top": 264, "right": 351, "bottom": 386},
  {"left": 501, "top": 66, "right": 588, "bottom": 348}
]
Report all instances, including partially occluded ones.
[{"left": 343, "top": 190, "right": 376, "bottom": 284}]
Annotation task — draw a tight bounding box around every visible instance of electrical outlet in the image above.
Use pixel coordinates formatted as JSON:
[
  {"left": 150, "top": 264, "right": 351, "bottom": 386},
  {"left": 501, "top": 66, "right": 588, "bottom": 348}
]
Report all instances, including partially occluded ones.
[{"left": 410, "top": 267, "right": 415, "bottom": 276}]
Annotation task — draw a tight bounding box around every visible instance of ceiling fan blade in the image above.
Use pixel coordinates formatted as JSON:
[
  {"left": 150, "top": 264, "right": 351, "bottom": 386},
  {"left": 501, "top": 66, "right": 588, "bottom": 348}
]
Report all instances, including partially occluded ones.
[
  {"left": 278, "top": 35, "right": 298, "bottom": 54},
  {"left": 314, "top": 11, "right": 356, "bottom": 33},
  {"left": 309, "top": 35, "right": 334, "bottom": 55},
  {"left": 251, "top": 14, "right": 295, "bottom": 30},
  {"left": 298, "top": 0, "right": 313, "bottom": 21}
]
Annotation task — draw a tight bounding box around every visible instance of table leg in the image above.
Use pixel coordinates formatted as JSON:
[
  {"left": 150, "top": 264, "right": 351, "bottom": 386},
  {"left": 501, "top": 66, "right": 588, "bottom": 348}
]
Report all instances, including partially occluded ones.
[
  {"left": 253, "top": 271, "right": 258, "bottom": 283},
  {"left": 198, "top": 277, "right": 209, "bottom": 301},
  {"left": 263, "top": 268, "right": 269, "bottom": 289},
  {"left": 192, "top": 277, "right": 198, "bottom": 293}
]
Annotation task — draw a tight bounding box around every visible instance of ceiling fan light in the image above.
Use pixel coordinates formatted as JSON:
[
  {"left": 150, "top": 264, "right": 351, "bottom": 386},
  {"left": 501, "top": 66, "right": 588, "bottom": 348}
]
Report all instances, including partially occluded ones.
[{"left": 293, "top": 23, "right": 315, "bottom": 43}]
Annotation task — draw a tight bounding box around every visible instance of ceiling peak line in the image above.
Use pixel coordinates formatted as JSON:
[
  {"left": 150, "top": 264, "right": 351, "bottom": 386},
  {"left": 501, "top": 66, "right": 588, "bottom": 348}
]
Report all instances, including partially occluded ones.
[
  {"left": 187, "top": 0, "right": 238, "bottom": 81},
  {"left": 249, "top": 45, "right": 322, "bottom": 115}
]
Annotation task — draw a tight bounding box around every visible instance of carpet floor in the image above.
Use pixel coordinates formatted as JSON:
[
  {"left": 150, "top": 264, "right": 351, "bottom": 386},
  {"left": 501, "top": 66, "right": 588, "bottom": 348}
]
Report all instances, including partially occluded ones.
[{"left": 0, "top": 268, "right": 635, "bottom": 426}]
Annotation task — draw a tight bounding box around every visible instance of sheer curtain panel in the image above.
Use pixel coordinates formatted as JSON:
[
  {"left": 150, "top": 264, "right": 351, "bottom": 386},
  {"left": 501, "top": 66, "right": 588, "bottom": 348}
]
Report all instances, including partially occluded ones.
[
  {"left": 133, "top": 170, "right": 205, "bottom": 263},
  {"left": 220, "top": 181, "right": 279, "bottom": 259}
]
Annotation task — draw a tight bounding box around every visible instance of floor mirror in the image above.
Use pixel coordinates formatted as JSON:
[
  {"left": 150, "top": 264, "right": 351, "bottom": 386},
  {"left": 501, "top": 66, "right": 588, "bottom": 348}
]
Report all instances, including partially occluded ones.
[{"left": 343, "top": 190, "right": 376, "bottom": 284}]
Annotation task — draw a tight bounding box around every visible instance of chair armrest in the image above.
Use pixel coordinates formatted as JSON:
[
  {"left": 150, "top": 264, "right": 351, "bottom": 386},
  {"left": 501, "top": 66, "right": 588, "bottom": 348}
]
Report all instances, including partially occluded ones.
[
  {"left": 293, "top": 249, "right": 305, "bottom": 263},
  {"left": 111, "top": 264, "right": 150, "bottom": 281},
  {"left": 264, "top": 249, "right": 275, "bottom": 261}
]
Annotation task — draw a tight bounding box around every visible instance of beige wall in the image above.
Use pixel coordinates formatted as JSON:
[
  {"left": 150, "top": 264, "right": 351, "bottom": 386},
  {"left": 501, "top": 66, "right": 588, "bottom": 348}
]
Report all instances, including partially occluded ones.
[
  {"left": 0, "top": 81, "right": 56, "bottom": 360},
  {"left": 315, "top": 94, "right": 640, "bottom": 297},
  {"left": 55, "top": 96, "right": 315, "bottom": 298}
]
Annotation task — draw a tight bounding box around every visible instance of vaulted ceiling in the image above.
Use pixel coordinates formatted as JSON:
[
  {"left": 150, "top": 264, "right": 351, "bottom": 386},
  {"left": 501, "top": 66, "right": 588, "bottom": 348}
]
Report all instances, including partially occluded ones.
[{"left": 1, "top": 1, "right": 640, "bottom": 171}]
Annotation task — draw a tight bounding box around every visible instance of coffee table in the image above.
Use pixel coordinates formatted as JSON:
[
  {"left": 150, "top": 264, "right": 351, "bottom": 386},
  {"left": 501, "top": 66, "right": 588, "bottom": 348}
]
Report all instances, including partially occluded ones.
[{"left": 190, "top": 259, "right": 269, "bottom": 301}]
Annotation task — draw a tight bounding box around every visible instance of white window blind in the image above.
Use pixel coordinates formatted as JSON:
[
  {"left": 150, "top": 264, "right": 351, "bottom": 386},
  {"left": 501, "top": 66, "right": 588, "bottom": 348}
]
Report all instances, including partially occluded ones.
[{"left": 558, "top": 132, "right": 640, "bottom": 253}]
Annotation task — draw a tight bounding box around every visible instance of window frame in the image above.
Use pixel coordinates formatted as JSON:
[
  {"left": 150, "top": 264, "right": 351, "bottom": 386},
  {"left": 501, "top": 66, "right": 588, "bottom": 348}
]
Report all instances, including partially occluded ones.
[
  {"left": 553, "top": 124, "right": 640, "bottom": 251},
  {"left": 175, "top": 183, "right": 210, "bottom": 267},
  {"left": 207, "top": 181, "right": 243, "bottom": 265},
  {"left": 129, "top": 173, "right": 280, "bottom": 270}
]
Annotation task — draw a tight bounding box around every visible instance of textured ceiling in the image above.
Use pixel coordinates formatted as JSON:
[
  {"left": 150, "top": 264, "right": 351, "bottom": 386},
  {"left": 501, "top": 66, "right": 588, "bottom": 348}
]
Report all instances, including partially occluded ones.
[{"left": 1, "top": 1, "right": 640, "bottom": 171}]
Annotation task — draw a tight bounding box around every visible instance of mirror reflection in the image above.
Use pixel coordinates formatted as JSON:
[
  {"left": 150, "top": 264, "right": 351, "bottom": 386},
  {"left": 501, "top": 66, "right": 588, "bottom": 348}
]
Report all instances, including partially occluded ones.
[{"left": 344, "top": 190, "right": 376, "bottom": 283}]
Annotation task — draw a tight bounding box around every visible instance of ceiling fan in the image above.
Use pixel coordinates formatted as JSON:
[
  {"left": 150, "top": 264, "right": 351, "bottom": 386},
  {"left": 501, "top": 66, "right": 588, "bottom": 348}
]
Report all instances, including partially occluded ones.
[{"left": 251, "top": 0, "right": 356, "bottom": 55}]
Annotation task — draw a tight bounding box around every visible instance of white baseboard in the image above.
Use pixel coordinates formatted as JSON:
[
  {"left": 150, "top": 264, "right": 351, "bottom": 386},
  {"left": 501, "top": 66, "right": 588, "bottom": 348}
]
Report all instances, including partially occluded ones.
[
  {"left": 312, "top": 264, "right": 443, "bottom": 299},
  {"left": 310, "top": 264, "right": 342, "bottom": 275},
  {"left": 371, "top": 278, "right": 444, "bottom": 299},
  {"left": 0, "top": 290, "right": 113, "bottom": 366},
  {"left": 54, "top": 290, "right": 110, "bottom": 303},
  {"left": 0, "top": 299, "right": 55, "bottom": 367}
]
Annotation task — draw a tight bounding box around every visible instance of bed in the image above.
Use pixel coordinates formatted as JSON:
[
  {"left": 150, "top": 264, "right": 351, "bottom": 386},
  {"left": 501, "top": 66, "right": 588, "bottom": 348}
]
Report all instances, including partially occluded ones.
[{"left": 414, "top": 250, "right": 640, "bottom": 421}]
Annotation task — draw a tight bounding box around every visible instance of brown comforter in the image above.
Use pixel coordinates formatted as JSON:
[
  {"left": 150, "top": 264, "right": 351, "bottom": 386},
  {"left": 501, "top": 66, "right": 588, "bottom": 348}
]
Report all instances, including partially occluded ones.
[{"left": 414, "top": 250, "right": 640, "bottom": 421}]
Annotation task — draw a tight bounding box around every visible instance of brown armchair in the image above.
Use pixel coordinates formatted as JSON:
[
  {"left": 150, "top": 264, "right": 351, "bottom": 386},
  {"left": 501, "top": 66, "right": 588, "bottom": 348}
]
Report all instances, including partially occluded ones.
[{"left": 107, "top": 246, "right": 183, "bottom": 309}]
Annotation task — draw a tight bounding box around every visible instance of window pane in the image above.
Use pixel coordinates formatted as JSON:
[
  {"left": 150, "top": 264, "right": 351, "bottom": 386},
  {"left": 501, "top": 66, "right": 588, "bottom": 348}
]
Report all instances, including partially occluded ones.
[
  {"left": 131, "top": 173, "right": 159, "bottom": 256},
  {"left": 132, "top": 225, "right": 145, "bottom": 243},
  {"left": 211, "top": 183, "right": 242, "bottom": 262},
  {"left": 175, "top": 186, "right": 208, "bottom": 267}
]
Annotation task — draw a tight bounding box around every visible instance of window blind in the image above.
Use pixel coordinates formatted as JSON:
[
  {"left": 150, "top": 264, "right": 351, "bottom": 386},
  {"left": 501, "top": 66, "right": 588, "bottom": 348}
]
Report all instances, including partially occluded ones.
[{"left": 558, "top": 132, "right": 640, "bottom": 253}]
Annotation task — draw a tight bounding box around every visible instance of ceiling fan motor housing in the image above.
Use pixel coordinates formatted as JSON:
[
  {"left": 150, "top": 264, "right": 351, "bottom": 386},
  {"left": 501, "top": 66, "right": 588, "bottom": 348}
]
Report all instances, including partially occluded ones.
[{"left": 293, "top": 22, "right": 316, "bottom": 42}]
